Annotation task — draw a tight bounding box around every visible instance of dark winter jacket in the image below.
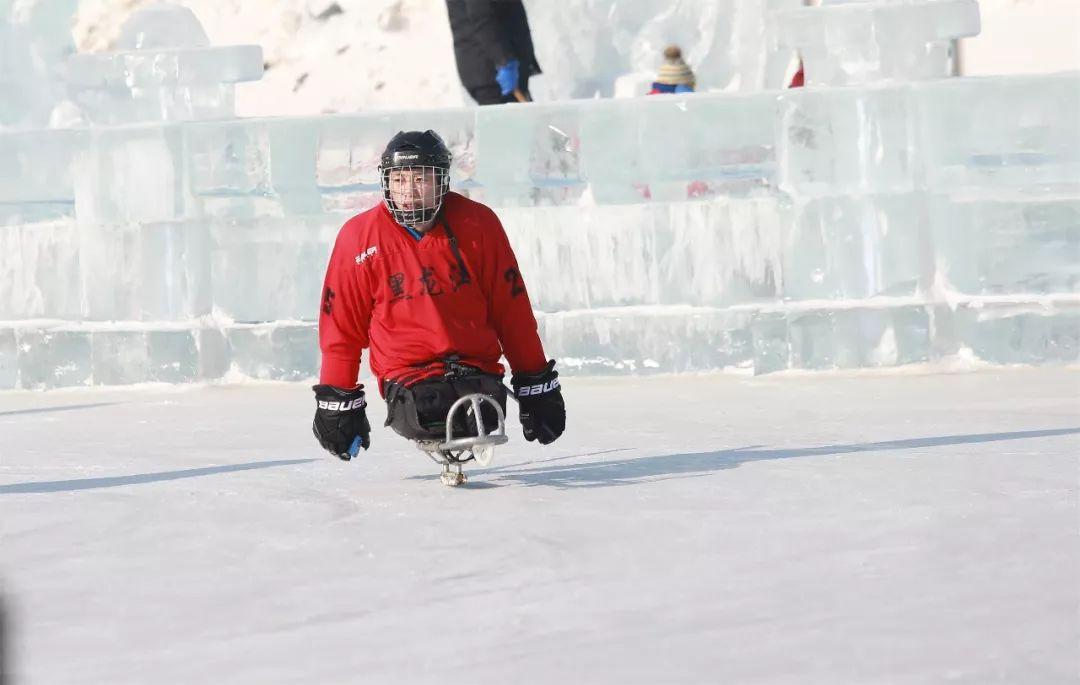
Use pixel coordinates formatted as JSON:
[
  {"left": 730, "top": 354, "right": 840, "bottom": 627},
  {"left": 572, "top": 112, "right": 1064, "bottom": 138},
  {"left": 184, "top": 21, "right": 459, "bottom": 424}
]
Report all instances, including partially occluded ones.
[{"left": 445, "top": 0, "right": 541, "bottom": 89}]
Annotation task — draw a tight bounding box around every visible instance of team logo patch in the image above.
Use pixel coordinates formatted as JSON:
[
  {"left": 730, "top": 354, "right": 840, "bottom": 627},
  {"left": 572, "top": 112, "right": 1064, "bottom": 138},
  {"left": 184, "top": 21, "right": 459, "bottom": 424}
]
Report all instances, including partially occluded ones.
[{"left": 355, "top": 246, "right": 378, "bottom": 265}]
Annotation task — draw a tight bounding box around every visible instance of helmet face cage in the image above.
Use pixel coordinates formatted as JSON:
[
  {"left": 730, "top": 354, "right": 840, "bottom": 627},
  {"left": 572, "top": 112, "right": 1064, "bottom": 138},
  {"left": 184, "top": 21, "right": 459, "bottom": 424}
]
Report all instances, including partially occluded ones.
[{"left": 380, "top": 163, "right": 450, "bottom": 227}]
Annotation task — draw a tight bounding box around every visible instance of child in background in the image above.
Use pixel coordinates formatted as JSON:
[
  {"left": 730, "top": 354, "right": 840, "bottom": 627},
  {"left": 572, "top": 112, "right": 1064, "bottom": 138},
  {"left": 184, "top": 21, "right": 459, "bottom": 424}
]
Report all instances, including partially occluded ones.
[{"left": 649, "top": 45, "right": 696, "bottom": 94}]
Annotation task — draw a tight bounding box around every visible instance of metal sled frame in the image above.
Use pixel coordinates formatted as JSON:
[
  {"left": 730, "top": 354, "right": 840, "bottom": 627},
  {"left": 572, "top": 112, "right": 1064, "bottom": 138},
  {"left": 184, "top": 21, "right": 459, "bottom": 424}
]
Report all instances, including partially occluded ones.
[{"left": 415, "top": 393, "right": 508, "bottom": 486}]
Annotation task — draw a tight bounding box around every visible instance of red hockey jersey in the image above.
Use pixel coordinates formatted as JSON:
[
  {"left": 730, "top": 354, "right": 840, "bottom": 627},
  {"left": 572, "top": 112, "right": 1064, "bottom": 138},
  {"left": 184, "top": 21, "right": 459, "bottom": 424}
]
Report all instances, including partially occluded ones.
[{"left": 318, "top": 192, "right": 548, "bottom": 392}]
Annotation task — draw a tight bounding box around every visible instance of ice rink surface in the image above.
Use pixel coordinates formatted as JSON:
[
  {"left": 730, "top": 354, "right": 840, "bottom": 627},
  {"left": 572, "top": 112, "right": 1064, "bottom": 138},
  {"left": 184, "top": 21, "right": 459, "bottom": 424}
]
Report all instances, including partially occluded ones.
[{"left": 1, "top": 368, "right": 1077, "bottom": 684}]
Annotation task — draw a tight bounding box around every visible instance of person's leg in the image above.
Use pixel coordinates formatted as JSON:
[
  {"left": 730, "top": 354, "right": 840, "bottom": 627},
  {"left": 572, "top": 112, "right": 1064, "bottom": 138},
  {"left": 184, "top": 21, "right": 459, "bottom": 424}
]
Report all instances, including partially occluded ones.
[{"left": 384, "top": 379, "right": 456, "bottom": 440}]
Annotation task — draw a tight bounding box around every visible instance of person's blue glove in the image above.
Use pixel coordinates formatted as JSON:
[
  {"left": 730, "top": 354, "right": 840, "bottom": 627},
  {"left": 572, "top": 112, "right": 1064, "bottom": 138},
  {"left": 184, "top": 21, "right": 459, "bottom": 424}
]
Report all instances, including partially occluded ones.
[{"left": 495, "top": 59, "right": 520, "bottom": 96}]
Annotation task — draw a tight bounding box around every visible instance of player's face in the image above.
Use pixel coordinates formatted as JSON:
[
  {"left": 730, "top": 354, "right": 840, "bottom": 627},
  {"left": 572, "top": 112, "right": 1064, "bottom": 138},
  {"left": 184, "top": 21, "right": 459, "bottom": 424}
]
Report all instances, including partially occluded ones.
[{"left": 388, "top": 167, "right": 437, "bottom": 212}]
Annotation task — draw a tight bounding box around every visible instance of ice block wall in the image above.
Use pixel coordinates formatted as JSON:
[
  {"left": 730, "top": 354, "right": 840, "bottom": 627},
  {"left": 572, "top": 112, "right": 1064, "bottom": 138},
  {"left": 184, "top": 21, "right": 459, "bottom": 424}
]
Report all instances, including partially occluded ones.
[
  {"left": 65, "top": 3, "right": 263, "bottom": 124},
  {"left": 0, "top": 0, "right": 77, "bottom": 129},
  {"left": 0, "top": 1, "right": 1077, "bottom": 388},
  {"left": 777, "top": 0, "right": 981, "bottom": 86}
]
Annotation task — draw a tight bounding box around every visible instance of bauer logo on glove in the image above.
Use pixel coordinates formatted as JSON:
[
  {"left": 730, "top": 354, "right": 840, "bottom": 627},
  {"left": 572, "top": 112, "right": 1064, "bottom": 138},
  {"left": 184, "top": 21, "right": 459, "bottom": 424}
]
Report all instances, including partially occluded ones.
[
  {"left": 517, "top": 378, "right": 560, "bottom": 397},
  {"left": 317, "top": 397, "right": 367, "bottom": 412}
]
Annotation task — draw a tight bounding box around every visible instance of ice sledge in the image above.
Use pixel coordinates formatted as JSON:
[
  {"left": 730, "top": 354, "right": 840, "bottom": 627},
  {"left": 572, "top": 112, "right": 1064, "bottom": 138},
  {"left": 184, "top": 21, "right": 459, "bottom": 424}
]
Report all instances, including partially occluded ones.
[{"left": 415, "top": 393, "right": 508, "bottom": 486}]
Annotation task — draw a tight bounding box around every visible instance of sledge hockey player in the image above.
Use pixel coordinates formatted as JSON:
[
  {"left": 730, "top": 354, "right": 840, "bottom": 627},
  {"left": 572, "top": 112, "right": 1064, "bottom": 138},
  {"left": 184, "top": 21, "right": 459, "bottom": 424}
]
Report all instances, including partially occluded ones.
[{"left": 311, "top": 129, "right": 565, "bottom": 461}]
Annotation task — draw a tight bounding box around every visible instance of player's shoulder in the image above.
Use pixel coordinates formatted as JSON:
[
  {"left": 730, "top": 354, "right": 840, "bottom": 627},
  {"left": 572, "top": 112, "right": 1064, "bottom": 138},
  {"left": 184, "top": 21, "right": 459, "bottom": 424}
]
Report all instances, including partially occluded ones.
[
  {"left": 443, "top": 191, "right": 502, "bottom": 231},
  {"left": 338, "top": 203, "right": 393, "bottom": 243}
]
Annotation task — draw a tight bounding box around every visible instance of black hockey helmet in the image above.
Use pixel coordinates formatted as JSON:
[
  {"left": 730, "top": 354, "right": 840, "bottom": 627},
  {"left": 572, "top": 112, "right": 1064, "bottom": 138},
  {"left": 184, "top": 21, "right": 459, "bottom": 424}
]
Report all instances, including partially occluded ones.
[
  {"left": 379, "top": 130, "right": 452, "bottom": 226},
  {"left": 380, "top": 130, "right": 452, "bottom": 169}
]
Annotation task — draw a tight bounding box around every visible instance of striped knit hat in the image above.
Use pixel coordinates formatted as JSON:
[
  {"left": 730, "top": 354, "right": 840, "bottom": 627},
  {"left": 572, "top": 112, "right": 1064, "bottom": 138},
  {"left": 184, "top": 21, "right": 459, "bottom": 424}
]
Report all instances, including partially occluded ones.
[{"left": 655, "top": 45, "right": 695, "bottom": 87}]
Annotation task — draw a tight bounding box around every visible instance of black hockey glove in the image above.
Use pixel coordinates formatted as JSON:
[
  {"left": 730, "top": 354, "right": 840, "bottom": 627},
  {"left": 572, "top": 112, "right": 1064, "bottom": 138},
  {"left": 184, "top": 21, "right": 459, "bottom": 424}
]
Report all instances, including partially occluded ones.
[
  {"left": 312, "top": 384, "right": 371, "bottom": 460},
  {"left": 511, "top": 360, "right": 565, "bottom": 445}
]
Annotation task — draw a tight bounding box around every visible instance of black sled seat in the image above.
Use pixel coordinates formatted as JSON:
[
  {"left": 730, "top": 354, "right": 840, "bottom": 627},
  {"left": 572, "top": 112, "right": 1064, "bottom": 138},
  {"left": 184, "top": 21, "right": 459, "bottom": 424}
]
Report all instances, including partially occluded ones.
[{"left": 383, "top": 366, "right": 507, "bottom": 443}]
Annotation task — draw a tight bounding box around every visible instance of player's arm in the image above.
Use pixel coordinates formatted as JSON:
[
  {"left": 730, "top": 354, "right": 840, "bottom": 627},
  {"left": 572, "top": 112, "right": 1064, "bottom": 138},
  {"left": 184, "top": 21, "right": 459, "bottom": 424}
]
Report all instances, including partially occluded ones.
[
  {"left": 480, "top": 209, "right": 565, "bottom": 445},
  {"left": 313, "top": 226, "right": 373, "bottom": 459},
  {"left": 318, "top": 227, "right": 372, "bottom": 386}
]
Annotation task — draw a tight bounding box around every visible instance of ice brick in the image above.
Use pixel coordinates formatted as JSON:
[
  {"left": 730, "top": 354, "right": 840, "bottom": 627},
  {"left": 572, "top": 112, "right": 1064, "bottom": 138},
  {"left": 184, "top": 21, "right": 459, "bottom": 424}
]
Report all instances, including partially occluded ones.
[
  {"left": 788, "top": 306, "right": 930, "bottom": 369},
  {"left": 91, "top": 330, "right": 148, "bottom": 385},
  {"left": 778, "top": 86, "right": 916, "bottom": 196},
  {"left": 753, "top": 305, "right": 930, "bottom": 373},
  {"left": 192, "top": 111, "right": 475, "bottom": 216},
  {"left": 954, "top": 302, "right": 1080, "bottom": 364},
  {"left": 67, "top": 81, "right": 244, "bottom": 126},
  {"left": 751, "top": 311, "right": 791, "bottom": 375},
  {"left": 777, "top": 0, "right": 980, "bottom": 86},
  {"left": 79, "top": 219, "right": 210, "bottom": 322},
  {"left": 474, "top": 102, "right": 585, "bottom": 206},
  {"left": 187, "top": 116, "right": 338, "bottom": 218},
  {"left": 16, "top": 328, "right": 92, "bottom": 389},
  {"left": 0, "top": 327, "right": 17, "bottom": 389},
  {"left": 501, "top": 204, "right": 662, "bottom": 312},
  {"left": 538, "top": 308, "right": 753, "bottom": 375},
  {"left": 138, "top": 221, "right": 212, "bottom": 320},
  {"left": 73, "top": 125, "right": 186, "bottom": 224},
  {"left": 185, "top": 120, "right": 272, "bottom": 218},
  {"left": 891, "top": 305, "right": 934, "bottom": 366},
  {"left": 783, "top": 194, "right": 927, "bottom": 300},
  {"left": 0, "top": 129, "right": 82, "bottom": 222},
  {"left": 660, "top": 200, "right": 785, "bottom": 305},
  {"left": 930, "top": 194, "right": 1080, "bottom": 296},
  {"left": 916, "top": 74, "right": 1080, "bottom": 192},
  {"left": 634, "top": 93, "right": 777, "bottom": 191},
  {"left": 503, "top": 197, "right": 786, "bottom": 312},
  {"left": 267, "top": 120, "right": 322, "bottom": 216},
  {"left": 147, "top": 329, "right": 199, "bottom": 383},
  {"left": 227, "top": 323, "right": 318, "bottom": 381},
  {"left": 77, "top": 222, "right": 140, "bottom": 320},
  {"left": 89, "top": 329, "right": 200, "bottom": 385},
  {"left": 210, "top": 216, "right": 336, "bottom": 322},
  {"left": 197, "top": 327, "right": 228, "bottom": 380},
  {"left": 475, "top": 92, "right": 774, "bottom": 205},
  {"left": 789, "top": 310, "right": 864, "bottom": 369},
  {"left": 576, "top": 100, "right": 645, "bottom": 204},
  {"left": 0, "top": 219, "right": 81, "bottom": 319}
]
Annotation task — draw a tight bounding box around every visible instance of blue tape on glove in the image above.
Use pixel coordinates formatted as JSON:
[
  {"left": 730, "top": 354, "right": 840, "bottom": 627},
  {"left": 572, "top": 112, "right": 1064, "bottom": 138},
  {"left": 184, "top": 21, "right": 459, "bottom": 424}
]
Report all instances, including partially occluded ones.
[{"left": 348, "top": 435, "right": 364, "bottom": 458}]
